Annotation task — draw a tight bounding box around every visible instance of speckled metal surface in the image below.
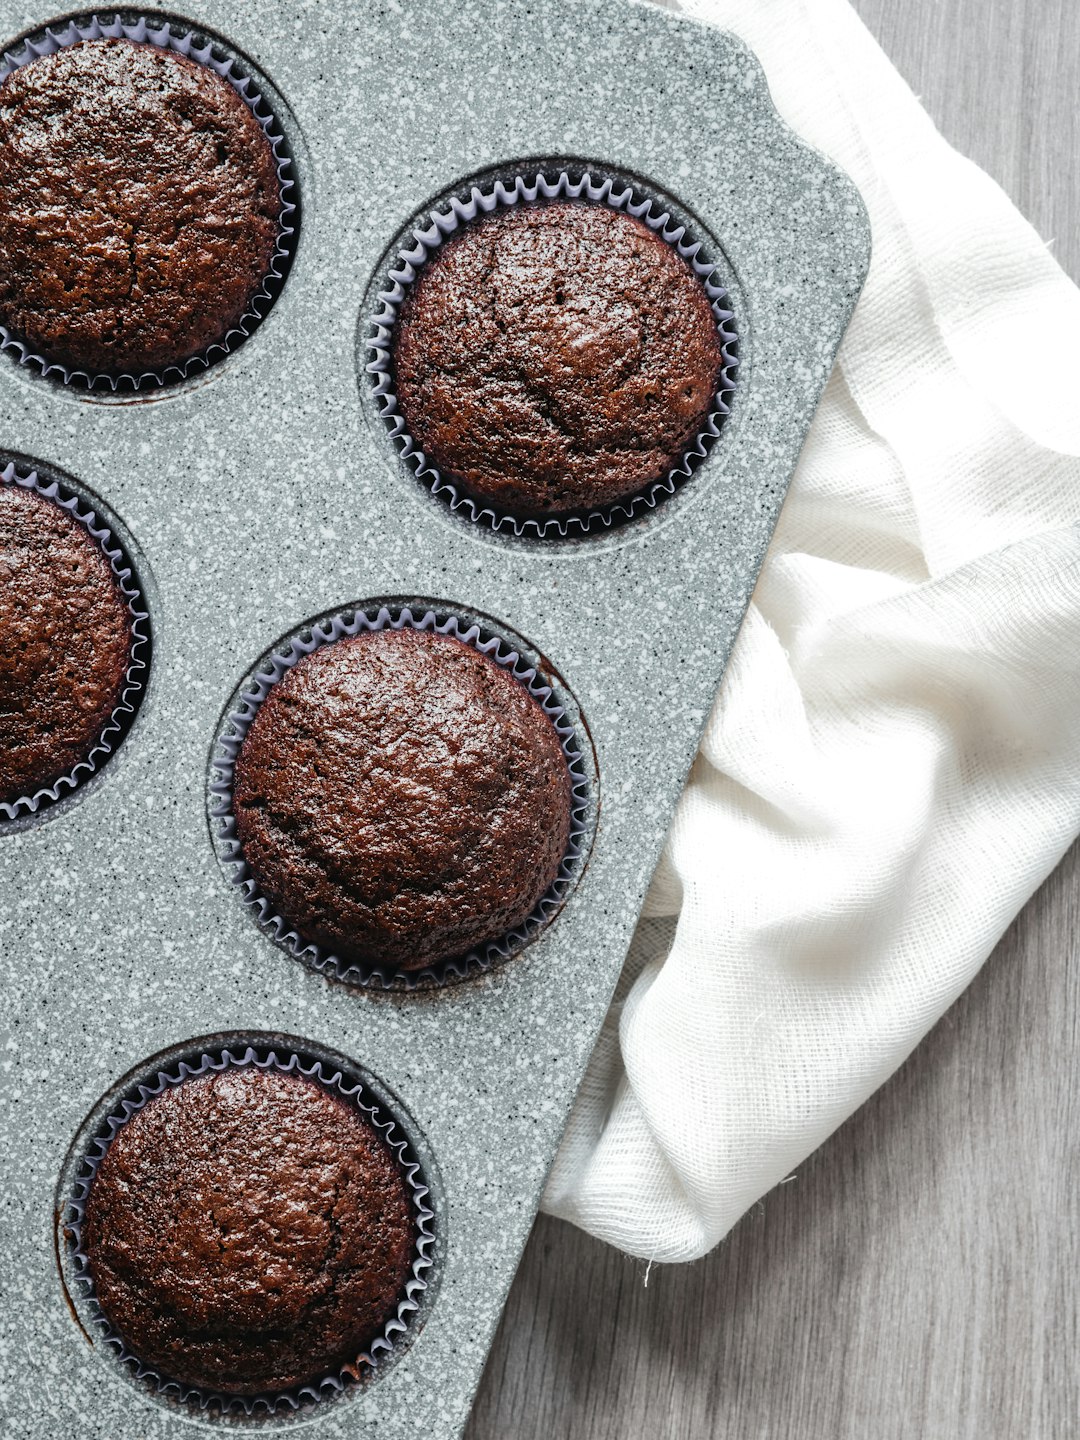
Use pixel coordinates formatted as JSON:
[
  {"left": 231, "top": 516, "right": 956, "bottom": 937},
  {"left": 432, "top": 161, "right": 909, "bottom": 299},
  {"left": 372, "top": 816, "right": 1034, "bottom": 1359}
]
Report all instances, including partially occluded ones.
[{"left": 0, "top": 0, "right": 869, "bottom": 1436}]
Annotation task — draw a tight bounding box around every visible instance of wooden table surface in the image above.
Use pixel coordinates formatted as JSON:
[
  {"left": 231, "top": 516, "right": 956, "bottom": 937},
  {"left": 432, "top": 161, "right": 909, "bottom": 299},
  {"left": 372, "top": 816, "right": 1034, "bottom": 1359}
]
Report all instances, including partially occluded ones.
[{"left": 465, "top": 2, "right": 1080, "bottom": 1435}]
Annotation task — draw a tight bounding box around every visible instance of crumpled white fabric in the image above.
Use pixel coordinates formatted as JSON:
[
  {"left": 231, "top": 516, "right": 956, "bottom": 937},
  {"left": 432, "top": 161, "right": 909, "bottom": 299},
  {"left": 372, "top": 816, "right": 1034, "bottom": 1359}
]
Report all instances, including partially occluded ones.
[{"left": 541, "top": 0, "right": 1080, "bottom": 1261}]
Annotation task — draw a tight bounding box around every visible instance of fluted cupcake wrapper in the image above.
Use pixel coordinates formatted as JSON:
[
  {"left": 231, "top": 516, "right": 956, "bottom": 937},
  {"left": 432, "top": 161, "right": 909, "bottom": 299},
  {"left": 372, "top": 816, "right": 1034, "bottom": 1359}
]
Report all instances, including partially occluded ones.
[
  {"left": 0, "top": 462, "right": 150, "bottom": 822},
  {"left": 65, "top": 1043, "right": 436, "bottom": 1416},
  {"left": 0, "top": 14, "right": 297, "bottom": 391},
  {"left": 208, "top": 603, "right": 592, "bottom": 990},
  {"left": 366, "top": 167, "right": 739, "bottom": 539}
]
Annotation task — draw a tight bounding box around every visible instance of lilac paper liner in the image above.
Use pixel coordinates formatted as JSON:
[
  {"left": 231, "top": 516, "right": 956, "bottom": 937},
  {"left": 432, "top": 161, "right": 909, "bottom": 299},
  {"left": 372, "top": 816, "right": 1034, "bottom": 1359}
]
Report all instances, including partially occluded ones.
[
  {"left": 208, "top": 604, "right": 591, "bottom": 990},
  {"left": 0, "top": 462, "right": 150, "bottom": 821},
  {"left": 64, "top": 1043, "right": 436, "bottom": 1416},
  {"left": 0, "top": 14, "right": 298, "bottom": 391},
  {"left": 366, "top": 168, "right": 739, "bottom": 539}
]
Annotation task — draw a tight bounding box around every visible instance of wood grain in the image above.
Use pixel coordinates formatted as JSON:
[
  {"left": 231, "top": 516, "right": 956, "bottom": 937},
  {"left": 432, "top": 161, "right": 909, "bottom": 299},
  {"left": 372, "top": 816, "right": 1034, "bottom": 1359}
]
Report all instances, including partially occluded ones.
[
  {"left": 465, "top": 3, "right": 1080, "bottom": 1436},
  {"left": 855, "top": 0, "right": 1079, "bottom": 286},
  {"left": 468, "top": 841, "right": 1080, "bottom": 1439}
]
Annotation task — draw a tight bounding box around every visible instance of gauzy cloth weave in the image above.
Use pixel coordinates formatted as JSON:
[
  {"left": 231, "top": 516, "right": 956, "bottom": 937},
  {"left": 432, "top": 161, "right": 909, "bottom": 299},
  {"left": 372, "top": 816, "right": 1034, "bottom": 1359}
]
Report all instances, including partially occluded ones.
[{"left": 542, "top": 0, "right": 1080, "bottom": 1261}]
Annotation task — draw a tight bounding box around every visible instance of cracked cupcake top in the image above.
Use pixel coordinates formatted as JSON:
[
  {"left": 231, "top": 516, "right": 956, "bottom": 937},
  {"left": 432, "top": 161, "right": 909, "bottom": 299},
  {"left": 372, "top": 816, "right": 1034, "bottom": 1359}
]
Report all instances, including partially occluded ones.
[
  {"left": 81, "top": 1066, "right": 416, "bottom": 1396},
  {"left": 0, "top": 37, "right": 282, "bottom": 376},
  {"left": 392, "top": 199, "right": 726, "bottom": 517},
  {"left": 232, "top": 626, "right": 574, "bottom": 973},
  {"left": 0, "top": 483, "right": 132, "bottom": 806}
]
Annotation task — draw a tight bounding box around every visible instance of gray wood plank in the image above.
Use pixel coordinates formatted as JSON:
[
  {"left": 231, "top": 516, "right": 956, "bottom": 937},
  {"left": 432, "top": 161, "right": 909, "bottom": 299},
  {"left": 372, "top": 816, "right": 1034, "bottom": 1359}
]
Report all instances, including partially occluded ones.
[
  {"left": 465, "top": 2, "right": 1080, "bottom": 1437},
  {"left": 469, "top": 841, "right": 1080, "bottom": 1439},
  {"left": 856, "top": 0, "right": 1079, "bottom": 286}
]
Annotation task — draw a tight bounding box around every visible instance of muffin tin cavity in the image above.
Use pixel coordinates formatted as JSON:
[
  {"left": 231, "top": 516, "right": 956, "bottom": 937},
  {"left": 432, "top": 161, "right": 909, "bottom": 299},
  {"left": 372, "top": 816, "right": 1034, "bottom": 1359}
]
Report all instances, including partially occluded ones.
[
  {"left": 361, "top": 162, "right": 739, "bottom": 545},
  {"left": 0, "top": 2, "right": 870, "bottom": 1435},
  {"left": 0, "top": 11, "right": 300, "bottom": 395},
  {"left": 0, "top": 456, "right": 152, "bottom": 826},
  {"left": 208, "top": 601, "right": 596, "bottom": 991},
  {"left": 57, "top": 1034, "right": 438, "bottom": 1421}
]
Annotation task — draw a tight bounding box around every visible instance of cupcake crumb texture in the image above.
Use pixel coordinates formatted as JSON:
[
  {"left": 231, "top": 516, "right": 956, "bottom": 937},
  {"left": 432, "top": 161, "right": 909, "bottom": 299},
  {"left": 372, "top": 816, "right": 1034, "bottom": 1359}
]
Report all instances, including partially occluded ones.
[
  {"left": 0, "top": 483, "right": 133, "bottom": 806},
  {"left": 0, "top": 38, "right": 283, "bottom": 376},
  {"left": 82, "top": 1066, "right": 417, "bottom": 1395},
  {"left": 233, "top": 626, "right": 575, "bottom": 971},
  {"left": 393, "top": 199, "right": 726, "bottom": 517}
]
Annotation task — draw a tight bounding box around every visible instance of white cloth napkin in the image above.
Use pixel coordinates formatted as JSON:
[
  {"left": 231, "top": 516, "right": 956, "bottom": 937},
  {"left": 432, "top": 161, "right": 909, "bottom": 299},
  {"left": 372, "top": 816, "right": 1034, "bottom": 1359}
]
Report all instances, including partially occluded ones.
[{"left": 541, "top": 0, "right": 1080, "bottom": 1262}]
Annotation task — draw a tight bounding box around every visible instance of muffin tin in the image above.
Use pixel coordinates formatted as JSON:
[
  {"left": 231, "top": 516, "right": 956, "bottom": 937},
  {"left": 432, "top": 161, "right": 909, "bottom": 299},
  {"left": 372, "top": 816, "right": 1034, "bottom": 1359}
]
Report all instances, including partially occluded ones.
[{"left": 0, "top": 0, "right": 870, "bottom": 1436}]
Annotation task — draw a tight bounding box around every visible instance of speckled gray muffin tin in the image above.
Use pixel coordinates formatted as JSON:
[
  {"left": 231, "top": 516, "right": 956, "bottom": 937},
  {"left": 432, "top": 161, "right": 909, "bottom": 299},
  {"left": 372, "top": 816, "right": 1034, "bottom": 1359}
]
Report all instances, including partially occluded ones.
[{"left": 0, "top": 1, "right": 869, "bottom": 1437}]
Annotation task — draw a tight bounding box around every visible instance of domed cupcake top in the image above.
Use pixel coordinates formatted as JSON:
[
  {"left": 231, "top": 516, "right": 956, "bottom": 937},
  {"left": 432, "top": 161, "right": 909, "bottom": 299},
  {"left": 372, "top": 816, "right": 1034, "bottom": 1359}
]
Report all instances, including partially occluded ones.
[
  {"left": 0, "top": 37, "right": 283, "bottom": 377},
  {"left": 81, "top": 1065, "right": 417, "bottom": 1396},
  {"left": 232, "top": 626, "right": 574, "bottom": 972},
  {"left": 0, "top": 483, "right": 133, "bottom": 807},
  {"left": 392, "top": 199, "right": 726, "bottom": 517}
]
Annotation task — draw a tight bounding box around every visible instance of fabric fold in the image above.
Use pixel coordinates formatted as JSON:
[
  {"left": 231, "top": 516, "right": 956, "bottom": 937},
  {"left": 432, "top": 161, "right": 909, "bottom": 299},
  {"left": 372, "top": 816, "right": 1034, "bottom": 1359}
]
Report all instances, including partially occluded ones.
[{"left": 543, "top": 0, "right": 1080, "bottom": 1261}]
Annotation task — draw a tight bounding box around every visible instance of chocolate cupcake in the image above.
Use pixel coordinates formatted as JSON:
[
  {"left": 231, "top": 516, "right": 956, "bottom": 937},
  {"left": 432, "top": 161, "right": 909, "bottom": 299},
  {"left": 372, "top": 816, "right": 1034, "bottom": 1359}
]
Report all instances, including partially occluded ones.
[
  {"left": 0, "top": 484, "right": 133, "bottom": 806},
  {"left": 81, "top": 1065, "right": 417, "bottom": 1396},
  {"left": 392, "top": 199, "right": 726, "bottom": 517},
  {"left": 232, "top": 626, "right": 574, "bottom": 972},
  {"left": 0, "top": 37, "right": 283, "bottom": 377}
]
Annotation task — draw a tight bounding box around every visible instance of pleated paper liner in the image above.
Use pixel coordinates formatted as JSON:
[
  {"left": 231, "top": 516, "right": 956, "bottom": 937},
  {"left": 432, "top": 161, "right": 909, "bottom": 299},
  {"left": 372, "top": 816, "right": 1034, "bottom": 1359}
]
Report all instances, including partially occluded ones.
[
  {"left": 366, "top": 167, "right": 739, "bottom": 539},
  {"left": 0, "top": 461, "right": 150, "bottom": 822},
  {"left": 209, "top": 603, "right": 592, "bottom": 990},
  {"left": 0, "top": 13, "right": 298, "bottom": 391},
  {"left": 64, "top": 1042, "right": 436, "bottom": 1417}
]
